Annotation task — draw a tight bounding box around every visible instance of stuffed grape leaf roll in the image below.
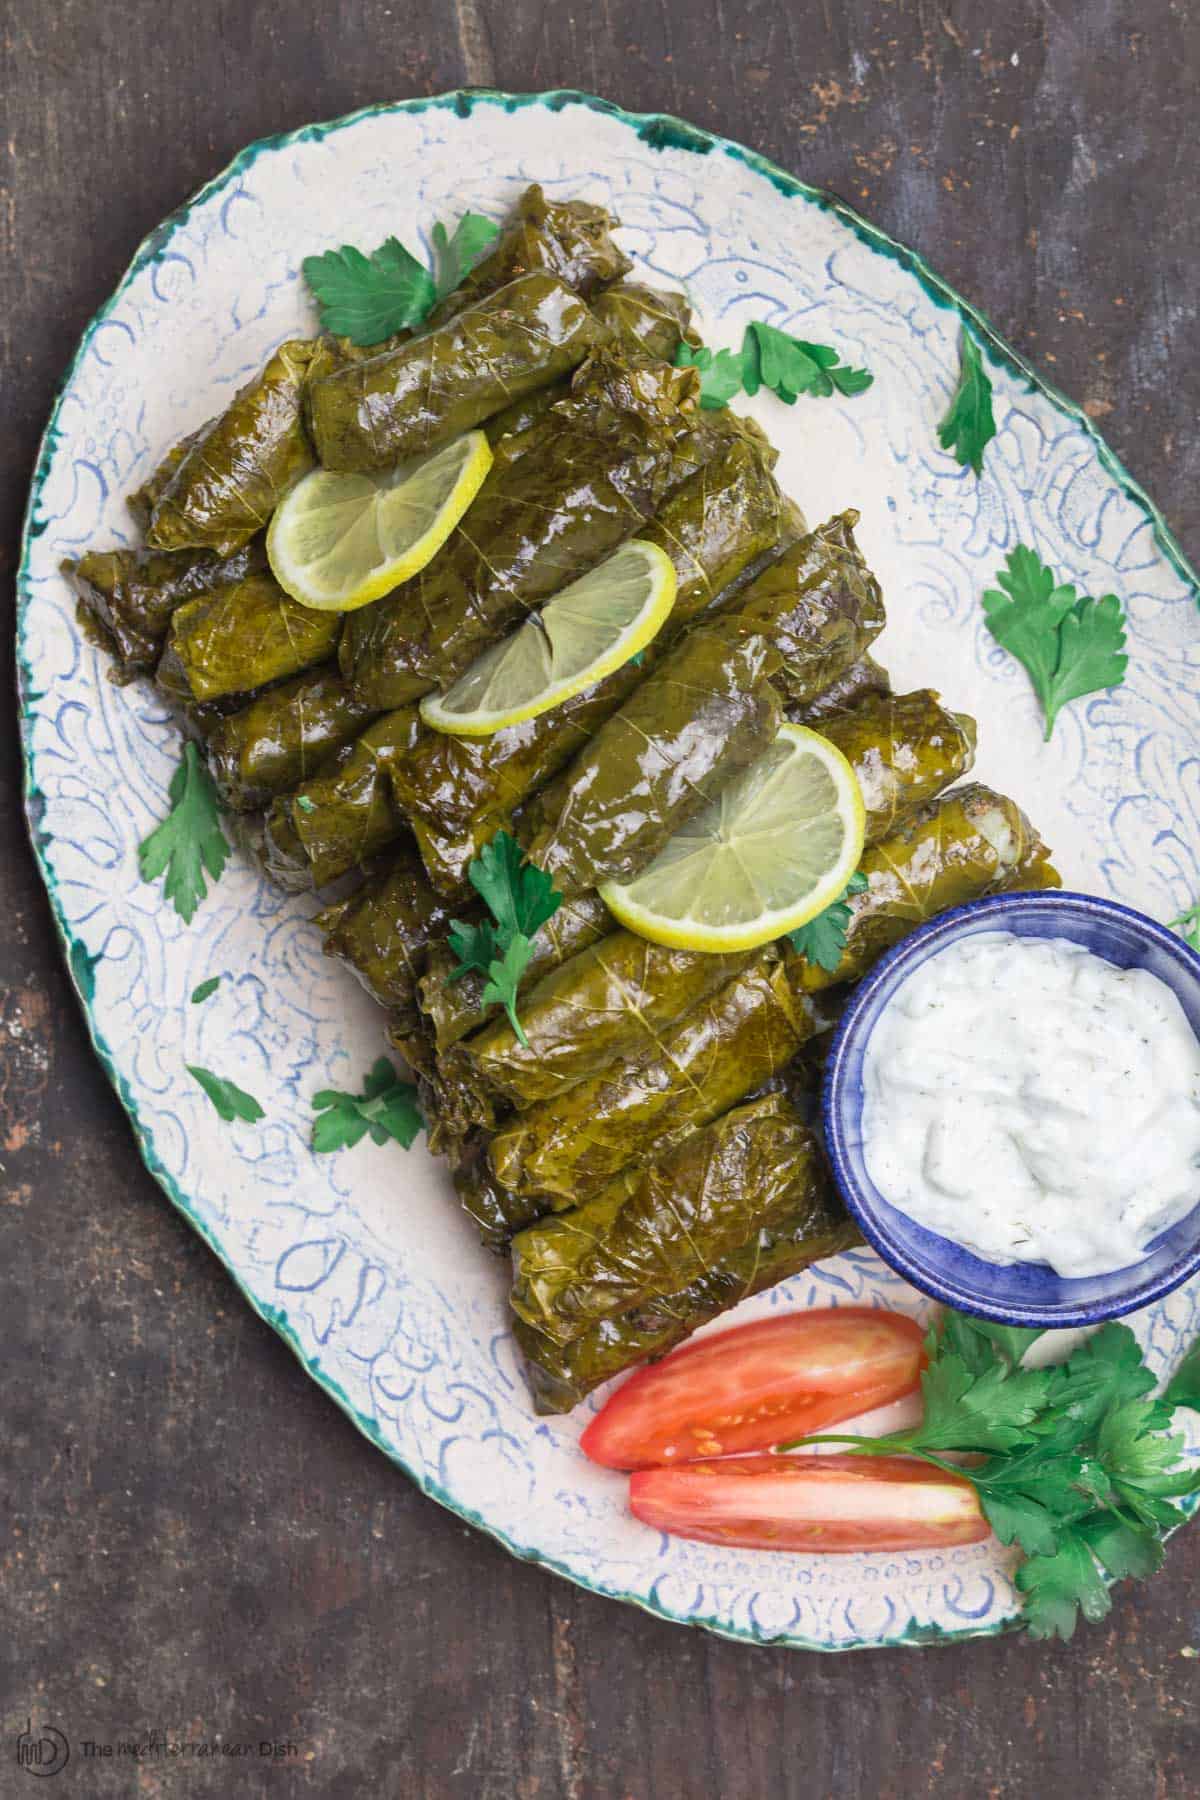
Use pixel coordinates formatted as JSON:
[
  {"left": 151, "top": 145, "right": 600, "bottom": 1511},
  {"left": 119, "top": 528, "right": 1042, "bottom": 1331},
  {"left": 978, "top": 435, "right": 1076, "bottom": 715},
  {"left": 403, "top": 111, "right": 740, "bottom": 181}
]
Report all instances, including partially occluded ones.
[
  {"left": 308, "top": 273, "right": 607, "bottom": 473},
  {"left": 488, "top": 954, "right": 830, "bottom": 1205},
  {"left": 423, "top": 184, "right": 632, "bottom": 328},
  {"left": 315, "top": 844, "right": 453, "bottom": 1016},
  {"left": 418, "top": 892, "right": 614, "bottom": 1051},
  {"left": 157, "top": 572, "right": 340, "bottom": 703},
  {"left": 145, "top": 340, "right": 316, "bottom": 555},
  {"left": 518, "top": 627, "right": 783, "bottom": 897},
  {"left": 261, "top": 708, "right": 420, "bottom": 891},
  {"left": 206, "top": 668, "right": 379, "bottom": 810},
  {"left": 340, "top": 351, "right": 700, "bottom": 708},
  {"left": 514, "top": 1123, "right": 861, "bottom": 1413},
  {"left": 509, "top": 1093, "right": 813, "bottom": 1346},
  {"left": 711, "top": 509, "right": 885, "bottom": 704},
  {"left": 64, "top": 539, "right": 265, "bottom": 681},
  {"left": 789, "top": 653, "right": 890, "bottom": 724},
  {"left": 818, "top": 689, "right": 976, "bottom": 842},
  {"left": 789, "top": 783, "right": 1056, "bottom": 992}
]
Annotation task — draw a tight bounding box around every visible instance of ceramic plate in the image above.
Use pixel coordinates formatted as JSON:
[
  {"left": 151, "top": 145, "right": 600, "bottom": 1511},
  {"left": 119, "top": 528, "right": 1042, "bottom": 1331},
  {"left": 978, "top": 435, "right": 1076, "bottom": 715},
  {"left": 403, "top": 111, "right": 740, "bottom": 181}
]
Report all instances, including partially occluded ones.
[{"left": 18, "top": 91, "right": 1200, "bottom": 1651}]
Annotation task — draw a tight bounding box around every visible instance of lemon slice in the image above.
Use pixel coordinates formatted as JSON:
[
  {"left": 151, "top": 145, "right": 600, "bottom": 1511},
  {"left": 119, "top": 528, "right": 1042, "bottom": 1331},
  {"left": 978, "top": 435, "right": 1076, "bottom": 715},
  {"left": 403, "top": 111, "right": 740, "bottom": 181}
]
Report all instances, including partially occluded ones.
[
  {"left": 266, "top": 429, "right": 492, "bottom": 611},
  {"left": 601, "top": 723, "right": 866, "bottom": 953},
  {"left": 419, "top": 540, "right": 677, "bottom": 737}
]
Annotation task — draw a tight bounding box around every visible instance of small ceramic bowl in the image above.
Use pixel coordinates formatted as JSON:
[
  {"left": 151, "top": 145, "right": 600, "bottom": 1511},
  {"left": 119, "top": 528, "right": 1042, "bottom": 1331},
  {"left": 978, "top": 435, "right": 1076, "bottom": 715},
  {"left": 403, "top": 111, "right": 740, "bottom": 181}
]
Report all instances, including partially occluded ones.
[{"left": 822, "top": 890, "right": 1200, "bottom": 1327}]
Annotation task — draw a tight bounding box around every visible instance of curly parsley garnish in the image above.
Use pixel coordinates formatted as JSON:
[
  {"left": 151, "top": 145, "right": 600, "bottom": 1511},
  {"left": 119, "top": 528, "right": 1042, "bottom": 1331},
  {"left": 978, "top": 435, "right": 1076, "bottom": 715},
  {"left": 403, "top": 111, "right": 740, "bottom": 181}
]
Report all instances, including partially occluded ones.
[
  {"left": 302, "top": 212, "right": 500, "bottom": 346},
  {"left": 445, "top": 830, "right": 564, "bottom": 1046},
  {"left": 781, "top": 1312, "right": 1200, "bottom": 1641},
  {"left": 982, "top": 545, "right": 1128, "bottom": 739},
  {"left": 137, "top": 741, "right": 230, "bottom": 924}
]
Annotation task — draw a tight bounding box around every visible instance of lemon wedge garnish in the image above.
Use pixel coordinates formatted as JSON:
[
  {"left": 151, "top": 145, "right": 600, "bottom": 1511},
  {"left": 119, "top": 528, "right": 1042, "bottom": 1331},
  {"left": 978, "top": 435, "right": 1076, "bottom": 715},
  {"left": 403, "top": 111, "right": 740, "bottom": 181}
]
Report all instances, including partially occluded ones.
[
  {"left": 418, "top": 539, "right": 676, "bottom": 737},
  {"left": 600, "top": 723, "right": 866, "bottom": 953},
  {"left": 266, "top": 429, "right": 492, "bottom": 611}
]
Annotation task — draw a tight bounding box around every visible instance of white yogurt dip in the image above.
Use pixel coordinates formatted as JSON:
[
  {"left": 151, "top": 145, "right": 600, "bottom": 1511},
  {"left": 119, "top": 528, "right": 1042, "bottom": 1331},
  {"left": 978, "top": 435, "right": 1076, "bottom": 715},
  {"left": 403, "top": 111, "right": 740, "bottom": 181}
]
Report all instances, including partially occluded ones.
[{"left": 861, "top": 931, "right": 1200, "bottom": 1277}]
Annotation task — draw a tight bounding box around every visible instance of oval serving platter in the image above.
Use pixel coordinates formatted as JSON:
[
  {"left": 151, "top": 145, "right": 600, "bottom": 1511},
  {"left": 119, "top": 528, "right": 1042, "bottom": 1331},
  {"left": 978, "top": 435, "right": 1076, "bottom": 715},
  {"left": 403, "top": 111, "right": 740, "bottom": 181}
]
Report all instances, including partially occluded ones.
[{"left": 18, "top": 90, "right": 1200, "bottom": 1652}]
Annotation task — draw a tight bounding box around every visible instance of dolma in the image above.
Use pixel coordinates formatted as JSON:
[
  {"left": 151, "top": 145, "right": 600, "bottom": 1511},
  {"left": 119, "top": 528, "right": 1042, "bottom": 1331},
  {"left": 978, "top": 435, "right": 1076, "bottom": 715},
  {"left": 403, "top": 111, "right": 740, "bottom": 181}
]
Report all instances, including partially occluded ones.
[
  {"left": 790, "top": 653, "right": 890, "bottom": 724},
  {"left": 818, "top": 689, "right": 977, "bottom": 842},
  {"left": 206, "top": 667, "right": 378, "bottom": 810},
  {"left": 315, "top": 844, "right": 453, "bottom": 1018},
  {"left": 470, "top": 688, "right": 973, "bottom": 1105},
  {"left": 790, "top": 783, "right": 1054, "bottom": 992},
  {"left": 515, "top": 1128, "right": 861, "bottom": 1414},
  {"left": 484, "top": 280, "right": 694, "bottom": 445},
  {"left": 63, "top": 538, "right": 264, "bottom": 681},
  {"left": 488, "top": 955, "right": 830, "bottom": 1206},
  {"left": 145, "top": 340, "right": 316, "bottom": 555},
  {"left": 157, "top": 572, "right": 340, "bottom": 703},
  {"left": 308, "top": 273, "right": 607, "bottom": 473},
  {"left": 340, "top": 351, "right": 700, "bottom": 708},
  {"left": 445, "top": 1128, "right": 545, "bottom": 1251},
  {"left": 261, "top": 708, "right": 420, "bottom": 891},
  {"left": 127, "top": 434, "right": 199, "bottom": 529},
  {"left": 418, "top": 892, "right": 614, "bottom": 1051},
  {"left": 510, "top": 1093, "right": 812, "bottom": 1345},
  {"left": 464, "top": 935, "right": 760, "bottom": 1111},
  {"left": 422, "top": 184, "right": 632, "bottom": 328},
  {"left": 387, "top": 435, "right": 786, "bottom": 895},
  {"left": 711, "top": 510, "right": 885, "bottom": 704},
  {"left": 518, "top": 627, "right": 783, "bottom": 896}
]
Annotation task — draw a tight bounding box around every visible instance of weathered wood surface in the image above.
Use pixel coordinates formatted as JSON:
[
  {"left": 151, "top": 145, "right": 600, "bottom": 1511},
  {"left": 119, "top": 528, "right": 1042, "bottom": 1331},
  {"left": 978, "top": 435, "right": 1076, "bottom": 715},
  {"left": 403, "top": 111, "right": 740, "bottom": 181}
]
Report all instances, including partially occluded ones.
[{"left": 1, "top": 3, "right": 1198, "bottom": 1795}]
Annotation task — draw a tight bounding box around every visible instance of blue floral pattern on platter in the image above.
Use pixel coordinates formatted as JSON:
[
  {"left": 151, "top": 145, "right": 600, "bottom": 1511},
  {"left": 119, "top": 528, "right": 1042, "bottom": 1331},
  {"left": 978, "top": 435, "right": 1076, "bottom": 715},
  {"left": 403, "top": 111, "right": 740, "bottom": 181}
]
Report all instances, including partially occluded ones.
[{"left": 17, "top": 91, "right": 1200, "bottom": 1652}]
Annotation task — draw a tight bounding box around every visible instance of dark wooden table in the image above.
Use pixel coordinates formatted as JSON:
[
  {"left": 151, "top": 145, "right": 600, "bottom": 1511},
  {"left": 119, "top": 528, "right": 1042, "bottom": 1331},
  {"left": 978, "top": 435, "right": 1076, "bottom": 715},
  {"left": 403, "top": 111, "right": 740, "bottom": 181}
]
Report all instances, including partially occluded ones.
[{"left": 3, "top": 3, "right": 1198, "bottom": 1794}]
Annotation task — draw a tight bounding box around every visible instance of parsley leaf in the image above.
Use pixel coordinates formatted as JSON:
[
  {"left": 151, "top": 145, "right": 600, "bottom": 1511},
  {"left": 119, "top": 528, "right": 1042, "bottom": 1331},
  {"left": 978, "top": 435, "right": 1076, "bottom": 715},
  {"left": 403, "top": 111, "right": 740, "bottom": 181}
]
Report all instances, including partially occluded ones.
[
  {"left": 302, "top": 238, "right": 435, "bottom": 344},
  {"left": 675, "top": 342, "right": 750, "bottom": 409},
  {"left": 431, "top": 213, "right": 500, "bottom": 301},
  {"left": 1169, "top": 899, "right": 1200, "bottom": 952},
  {"left": 138, "top": 741, "right": 230, "bottom": 924},
  {"left": 785, "top": 872, "right": 867, "bottom": 972},
  {"left": 302, "top": 211, "right": 499, "bottom": 346},
  {"left": 190, "top": 976, "right": 221, "bottom": 1005},
  {"left": 782, "top": 1304, "right": 1200, "bottom": 1639},
  {"left": 982, "top": 545, "right": 1128, "bottom": 739},
  {"left": 187, "top": 1065, "right": 264, "bottom": 1124},
  {"left": 443, "top": 829, "right": 564, "bottom": 1042},
  {"left": 743, "top": 323, "right": 873, "bottom": 404},
  {"left": 468, "top": 829, "right": 563, "bottom": 940},
  {"left": 675, "top": 326, "right": 872, "bottom": 410},
  {"left": 311, "top": 1057, "right": 423, "bottom": 1153},
  {"left": 481, "top": 935, "right": 536, "bottom": 1047},
  {"left": 938, "top": 329, "right": 997, "bottom": 475}
]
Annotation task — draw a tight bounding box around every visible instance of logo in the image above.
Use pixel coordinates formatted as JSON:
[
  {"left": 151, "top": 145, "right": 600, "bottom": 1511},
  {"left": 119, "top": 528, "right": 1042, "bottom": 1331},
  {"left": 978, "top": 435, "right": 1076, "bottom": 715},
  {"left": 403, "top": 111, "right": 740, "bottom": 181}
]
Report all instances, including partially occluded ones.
[{"left": 16, "top": 1721, "right": 69, "bottom": 1778}]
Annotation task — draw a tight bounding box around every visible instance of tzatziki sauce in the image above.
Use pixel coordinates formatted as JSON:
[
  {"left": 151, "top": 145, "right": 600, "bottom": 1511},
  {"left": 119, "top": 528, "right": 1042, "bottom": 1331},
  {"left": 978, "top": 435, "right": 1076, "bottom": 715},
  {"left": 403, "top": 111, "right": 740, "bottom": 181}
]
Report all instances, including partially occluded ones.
[{"left": 861, "top": 931, "right": 1200, "bottom": 1277}]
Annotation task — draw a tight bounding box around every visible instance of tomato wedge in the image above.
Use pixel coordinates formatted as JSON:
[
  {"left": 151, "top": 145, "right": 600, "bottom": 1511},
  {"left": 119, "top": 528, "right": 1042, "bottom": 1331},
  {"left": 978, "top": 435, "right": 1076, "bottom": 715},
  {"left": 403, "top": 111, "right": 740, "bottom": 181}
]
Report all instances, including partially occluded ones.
[
  {"left": 629, "top": 1454, "right": 989, "bottom": 1552},
  {"left": 580, "top": 1309, "right": 924, "bottom": 1469}
]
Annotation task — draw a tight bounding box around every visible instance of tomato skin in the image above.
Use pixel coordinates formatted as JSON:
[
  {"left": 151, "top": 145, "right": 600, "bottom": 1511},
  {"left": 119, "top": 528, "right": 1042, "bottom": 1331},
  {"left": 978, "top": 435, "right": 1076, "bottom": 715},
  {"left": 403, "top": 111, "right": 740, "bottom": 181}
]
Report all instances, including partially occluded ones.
[
  {"left": 629, "top": 1454, "right": 989, "bottom": 1553},
  {"left": 581, "top": 1309, "right": 925, "bottom": 1470}
]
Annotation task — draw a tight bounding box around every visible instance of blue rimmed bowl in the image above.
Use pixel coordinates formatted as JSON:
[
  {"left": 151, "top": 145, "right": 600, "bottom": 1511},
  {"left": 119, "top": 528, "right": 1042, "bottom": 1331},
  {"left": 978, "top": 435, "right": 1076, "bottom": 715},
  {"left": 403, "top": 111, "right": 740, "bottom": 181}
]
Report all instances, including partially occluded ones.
[{"left": 823, "top": 891, "right": 1200, "bottom": 1327}]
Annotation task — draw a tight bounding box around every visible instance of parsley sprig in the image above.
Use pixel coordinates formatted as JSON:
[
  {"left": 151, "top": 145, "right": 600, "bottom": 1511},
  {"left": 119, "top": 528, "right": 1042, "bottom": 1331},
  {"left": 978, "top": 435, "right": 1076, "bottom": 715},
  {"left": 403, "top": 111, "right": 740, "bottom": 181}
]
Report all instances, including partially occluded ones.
[
  {"left": 785, "top": 872, "right": 867, "bottom": 973},
  {"left": 311, "top": 1057, "right": 423, "bottom": 1153},
  {"left": 982, "top": 545, "right": 1128, "bottom": 739},
  {"left": 445, "top": 831, "right": 563, "bottom": 1046},
  {"left": 676, "top": 322, "right": 872, "bottom": 411},
  {"left": 302, "top": 212, "right": 500, "bottom": 346},
  {"left": 781, "top": 1312, "right": 1200, "bottom": 1640},
  {"left": 187, "top": 1065, "right": 264, "bottom": 1124},
  {"left": 938, "top": 329, "right": 997, "bottom": 475},
  {"left": 138, "top": 741, "right": 230, "bottom": 924}
]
